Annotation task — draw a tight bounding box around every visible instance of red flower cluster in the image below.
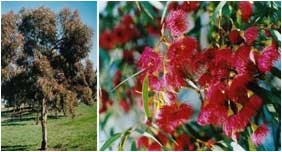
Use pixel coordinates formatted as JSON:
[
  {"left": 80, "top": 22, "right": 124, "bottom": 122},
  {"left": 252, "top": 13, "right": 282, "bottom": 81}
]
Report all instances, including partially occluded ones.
[
  {"left": 146, "top": 19, "right": 161, "bottom": 37},
  {"left": 100, "top": 15, "right": 139, "bottom": 50},
  {"left": 166, "top": 2, "right": 199, "bottom": 36},
  {"left": 244, "top": 26, "right": 259, "bottom": 44},
  {"left": 137, "top": 132, "right": 195, "bottom": 151},
  {"left": 99, "top": 89, "right": 113, "bottom": 113},
  {"left": 254, "top": 46, "right": 280, "bottom": 73},
  {"left": 137, "top": 37, "right": 199, "bottom": 91},
  {"left": 137, "top": 133, "right": 167, "bottom": 150},
  {"left": 228, "top": 30, "right": 243, "bottom": 44},
  {"left": 156, "top": 103, "right": 193, "bottom": 133},
  {"left": 168, "top": 1, "right": 200, "bottom": 13},
  {"left": 174, "top": 133, "right": 195, "bottom": 150},
  {"left": 137, "top": 47, "right": 163, "bottom": 90},
  {"left": 238, "top": 1, "right": 253, "bottom": 22},
  {"left": 113, "top": 70, "right": 122, "bottom": 86},
  {"left": 119, "top": 99, "right": 130, "bottom": 113},
  {"left": 251, "top": 124, "right": 269, "bottom": 146},
  {"left": 195, "top": 40, "right": 279, "bottom": 138},
  {"left": 166, "top": 9, "right": 188, "bottom": 36}
]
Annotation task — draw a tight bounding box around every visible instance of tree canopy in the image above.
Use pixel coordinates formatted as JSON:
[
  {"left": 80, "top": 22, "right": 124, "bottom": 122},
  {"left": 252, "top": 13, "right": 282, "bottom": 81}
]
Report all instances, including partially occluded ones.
[{"left": 1, "top": 7, "right": 96, "bottom": 150}]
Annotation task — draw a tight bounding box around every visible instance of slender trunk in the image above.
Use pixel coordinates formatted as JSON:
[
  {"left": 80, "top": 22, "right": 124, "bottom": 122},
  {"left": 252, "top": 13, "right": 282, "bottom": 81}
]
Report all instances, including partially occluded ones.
[{"left": 40, "top": 98, "right": 48, "bottom": 150}]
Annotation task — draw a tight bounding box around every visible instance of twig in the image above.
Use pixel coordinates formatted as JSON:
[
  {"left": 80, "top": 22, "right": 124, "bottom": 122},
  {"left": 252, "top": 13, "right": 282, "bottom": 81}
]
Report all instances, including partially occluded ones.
[{"left": 111, "top": 69, "right": 145, "bottom": 92}]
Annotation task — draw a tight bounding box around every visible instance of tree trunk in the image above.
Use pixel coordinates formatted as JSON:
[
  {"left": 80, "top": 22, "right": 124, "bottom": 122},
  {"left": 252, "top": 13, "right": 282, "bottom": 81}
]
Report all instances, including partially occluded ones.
[{"left": 40, "top": 98, "right": 48, "bottom": 150}]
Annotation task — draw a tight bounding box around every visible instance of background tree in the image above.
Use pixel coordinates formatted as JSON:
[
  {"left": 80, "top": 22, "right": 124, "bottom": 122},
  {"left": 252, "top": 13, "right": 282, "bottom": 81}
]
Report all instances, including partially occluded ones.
[{"left": 1, "top": 7, "right": 96, "bottom": 150}]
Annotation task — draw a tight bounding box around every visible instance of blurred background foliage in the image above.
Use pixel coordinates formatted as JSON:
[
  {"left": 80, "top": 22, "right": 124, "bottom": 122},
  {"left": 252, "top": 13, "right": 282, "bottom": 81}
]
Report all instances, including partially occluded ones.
[{"left": 99, "top": 1, "right": 281, "bottom": 151}]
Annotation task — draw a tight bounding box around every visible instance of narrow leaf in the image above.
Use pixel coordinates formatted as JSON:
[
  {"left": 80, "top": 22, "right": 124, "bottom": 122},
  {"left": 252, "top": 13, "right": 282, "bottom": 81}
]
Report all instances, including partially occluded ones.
[
  {"left": 142, "top": 74, "right": 150, "bottom": 119},
  {"left": 100, "top": 133, "right": 122, "bottom": 151},
  {"left": 149, "top": 1, "right": 164, "bottom": 10},
  {"left": 143, "top": 131, "right": 162, "bottom": 146},
  {"left": 140, "top": 2, "right": 156, "bottom": 19},
  {"left": 270, "top": 29, "right": 281, "bottom": 42},
  {"left": 271, "top": 67, "right": 281, "bottom": 78},
  {"left": 111, "top": 69, "right": 144, "bottom": 91},
  {"left": 161, "top": 2, "right": 169, "bottom": 24},
  {"left": 118, "top": 128, "right": 132, "bottom": 151}
]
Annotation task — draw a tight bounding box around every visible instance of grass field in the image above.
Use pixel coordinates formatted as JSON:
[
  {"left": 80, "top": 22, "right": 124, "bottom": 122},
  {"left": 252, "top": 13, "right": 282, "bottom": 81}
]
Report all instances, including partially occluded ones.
[{"left": 1, "top": 103, "right": 97, "bottom": 151}]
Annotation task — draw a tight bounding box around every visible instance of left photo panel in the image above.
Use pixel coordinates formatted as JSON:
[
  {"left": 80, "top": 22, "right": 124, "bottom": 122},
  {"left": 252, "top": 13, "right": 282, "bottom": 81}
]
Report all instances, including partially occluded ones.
[{"left": 1, "top": 1, "right": 97, "bottom": 151}]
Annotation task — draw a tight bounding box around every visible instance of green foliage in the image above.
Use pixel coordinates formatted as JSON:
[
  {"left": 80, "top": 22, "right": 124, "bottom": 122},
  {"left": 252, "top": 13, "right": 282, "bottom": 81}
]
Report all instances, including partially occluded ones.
[
  {"left": 142, "top": 75, "right": 150, "bottom": 119},
  {"left": 100, "top": 133, "right": 122, "bottom": 151}
]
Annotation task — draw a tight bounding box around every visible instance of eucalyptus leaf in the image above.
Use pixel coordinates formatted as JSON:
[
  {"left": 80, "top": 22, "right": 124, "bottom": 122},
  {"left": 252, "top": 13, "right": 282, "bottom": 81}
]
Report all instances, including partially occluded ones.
[
  {"left": 142, "top": 75, "right": 151, "bottom": 119},
  {"left": 100, "top": 133, "right": 122, "bottom": 151},
  {"left": 118, "top": 128, "right": 133, "bottom": 150}
]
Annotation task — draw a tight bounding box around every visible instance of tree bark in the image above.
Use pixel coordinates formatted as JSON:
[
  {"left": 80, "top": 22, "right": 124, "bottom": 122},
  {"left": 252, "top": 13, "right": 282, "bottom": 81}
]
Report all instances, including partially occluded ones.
[{"left": 40, "top": 98, "right": 48, "bottom": 150}]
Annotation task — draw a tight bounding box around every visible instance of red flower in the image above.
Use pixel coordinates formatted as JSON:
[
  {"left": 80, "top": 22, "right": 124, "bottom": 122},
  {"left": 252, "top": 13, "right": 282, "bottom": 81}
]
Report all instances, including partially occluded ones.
[
  {"left": 168, "top": 37, "right": 198, "bottom": 75},
  {"left": 99, "top": 89, "right": 113, "bottom": 113},
  {"left": 156, "top": 132, "right": 168, "bottom": 146},
  {"left": 198, "top": 76, "right": 263, "bottom": 138},
  {"left": 212, "top": 48, "right": 234, "bottom": 67},
  {"left": 121, "top": 15, "right": 134, "bottom": 27},
  {"left": 163, "top": 64, "right": 187, "bottom": 90},
  {"left": 197, "top": 83, "right": 228, "bottom": 126},
  {"left": 197, "top": 48, "right": 233, "bottom": 87},
  {"left": 229, "top": 74, "right": 251, "bottom": 104},
  {"left": 137, "top": 47, "right": 163, "bottom": 90},
  {"left": 137, "top": 136, "right": 150, "bottom": 149},
  {"left": 251, "top": 124, "right": 269, "bottom": 146},
  {"left": 244, "top": 26, "right": 258, "bottom": 45},
  {"left": 100, "top": 30, "right": 117, "bottom": 50},
  {"left": 113, "top": 70, "right": 122, "bottom": 86},
  {"left": 119, "top": 99, "right": 130, "bottom": 113},
  {"left": 174, "top": 134, "right": 194, "bottom": 150},
  {"left": 223, "top": 95, "right": 262, "bottom": 137},
  {"left": 198, "top": 103, "right": 228, "bottom": 126},
  {"left": 137, "top": 47, "right": 162, "bottom": 75},
  {"left": 168, "top": 1, "right": 180, "bottom": 12},
  {"left": 238, "top": 1, "right": 253, "bottom": 22},
  {"left": 166, "top": 9, "right": 188, "bottom": 36},
  {"left": 228, "top": 30, "right": 242, "bottom": 44},
  {"left": 156, "top": 103, "right": 193, "bottom": 133},
  {"left": 255, "top": 46, "right": 280, "bottom": 73},
  {"left": 146, "top": 20, "right": 161, "bottom": 36},
  {"left": 122, "top": 50, "right": 135, "bottom": 64},
  {"left": 136, "top": 136, "right": 161, "bottom": 150},
  {"left": 113, "top": 25, "right": 131, "bottom": 44},
  {"left": 233, "top": 45, "right": 257, "bottom": 75},
  {"left": 146, "top": 24, "right": 160, "bottom": 36},
  {"left": 181, "top": 1, "right": 200, "bottom": 13}
]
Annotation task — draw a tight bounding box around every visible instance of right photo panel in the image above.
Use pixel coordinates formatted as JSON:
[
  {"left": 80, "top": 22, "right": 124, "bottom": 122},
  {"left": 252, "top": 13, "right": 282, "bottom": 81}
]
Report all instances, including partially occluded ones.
[{"left": 99, "top": 1, "right": 281, "bottom": 151}]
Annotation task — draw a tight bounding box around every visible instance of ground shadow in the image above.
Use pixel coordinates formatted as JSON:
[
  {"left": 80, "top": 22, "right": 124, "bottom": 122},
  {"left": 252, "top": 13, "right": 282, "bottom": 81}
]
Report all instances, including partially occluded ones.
[
  {"left": 2, "top": 114, "right": 65, "bottom": 124},
  {"left": 1, "top": 144, "right": 33, "bottom": 151},
  {"left": 1, "top": 122, "right": 26, "bottom": 126}
]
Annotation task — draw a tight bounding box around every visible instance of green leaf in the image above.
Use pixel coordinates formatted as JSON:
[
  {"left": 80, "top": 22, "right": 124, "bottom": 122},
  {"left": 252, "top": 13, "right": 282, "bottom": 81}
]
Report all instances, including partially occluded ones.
[
  {"left": 131, "top": 141, "right": 137, "bottom": 151},
  {"left": 100, "top": 133, "right": 122, "bottom": 151},
  {"left": 270, "top": 30, "right": 281, "bottom": 43},
  {"left": 140, "top": 1, "right": 157, "bottom": 19},
  {"left": 111, "top": 69, "right": 144, "bottom": 91},
  {"left": 100, "top": 112, "right": 112, "bottom": 129},
  {"left": 118, "top": 128, "right": 132, "bottom": 151},
  {"left": 248, "top": 136, "right": 256, "bottom": 151},
  {"left": 142, "top": 74, "right": 151, "bottom": 119},
  {"left": 212, "top": 1, "right": 226, "bottom": 21},
  {"left": 222, "top": 3, "right": 232, "bottom": 17},
  {"left": 271, "top": 67, "right": 281, "bottom": 78},
  {"left": 249, "top": 82, "right": 280, "bottom": 105},
  {"left": 143, "top": 131, "right": 162, "bottom": 147}
]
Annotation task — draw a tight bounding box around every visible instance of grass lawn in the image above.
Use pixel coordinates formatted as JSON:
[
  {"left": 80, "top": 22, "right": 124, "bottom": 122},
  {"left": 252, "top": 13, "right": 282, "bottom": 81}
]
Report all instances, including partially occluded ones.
[{"left": 1, "top": 103, "right": 97, "bottom": 151}]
